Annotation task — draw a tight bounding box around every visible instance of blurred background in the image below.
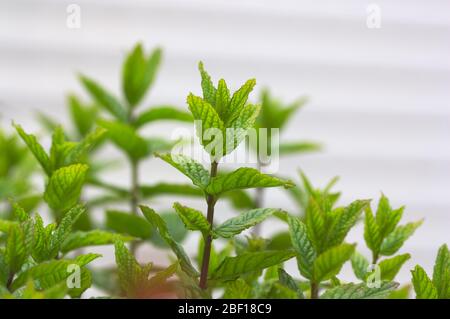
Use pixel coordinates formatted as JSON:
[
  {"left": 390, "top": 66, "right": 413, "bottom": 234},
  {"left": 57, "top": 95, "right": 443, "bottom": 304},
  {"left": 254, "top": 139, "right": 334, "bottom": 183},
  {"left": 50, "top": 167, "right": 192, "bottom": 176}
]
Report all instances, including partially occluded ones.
[{"left": 1, "top": 0, "right": 449, "bottom": 293}]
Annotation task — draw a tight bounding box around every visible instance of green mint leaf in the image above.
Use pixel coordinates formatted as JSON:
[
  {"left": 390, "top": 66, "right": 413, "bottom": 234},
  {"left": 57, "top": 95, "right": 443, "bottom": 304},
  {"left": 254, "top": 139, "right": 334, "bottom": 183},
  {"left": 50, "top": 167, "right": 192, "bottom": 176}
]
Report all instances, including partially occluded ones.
[
  {"left": 379, "top": 219, "right": 423, "bottom": 256},
  {"left": 187, "top": 93, "right": 225, "bottom": 153},
  {"left": 278, "top": 268, "right": 305, "bottom": 299},
  {"left": 5, "top": 224, "right": 28, "bottom": 274},
  {"left": 214, "top": 79, "right": 230, "bottom": 118},
  {"left": 327, "top": 199, "right": 370, "bottom": 248},
  {"left": 364, "top": 206, "right": 383, "bottom": 256},
  {"left": 432, "top": 244, "right": 450, "bottom": 298},
  {"left": 61, "top": 230, "right": 133, "bottom": 254},
  {"left": 378, "top": 253, "right": 411, "bottom": 281},
  {"left": 134, "top": 106, "right": 193, "bottom": 128},
  {"left": 213, "top": 208, "right": 280, "bottom": 239},
  {"left": 11, "top": 253, "right": 101, "bottom": 295},
  {"left": 411, "top": 265, "right": 438, "bottom": 299},
  {"left": 156, "top": 153, "right": 210, "bottom": 189},
  {"left": 321, "top": 282, "right": 399, "bottom": 299},
  {"left": 48, "top": 205, "right": 85, "bottom": 258},
  {"left": 13, "top": 123, "right": 51, "bottom": 175},
  {"left": 206, "top": 168, "right": 294, "bottom": 195},
  {"left": 198, "top": 62, "right": 217, "bottom": 106},
  {"left": 79, "top": 75, "right": 127, "bottom": 122},
  {"left": 173, "top": 202, "right": 210, "bottom": 237},
  {"left": 211, "top": 250, "right": 296, "bottom": 281},
  {"left": 43, "top": 164, "right": 88, "bottom": 211},
  {"left": 114, "top": 239, "right": 151, "bottom": 296},
  {"left": 122, "top": 44, "right": 162, "bottom": 108},
  {"left": 105, "top": 210, "right": 152, "bottom": 239},
  {"left": 226, "top": 104, "right": 261, "bottom": 154},
  {"left": 287, "top": 215, "right": 316, "bottom": 279},
  {"left": 351, "top": 251, "right": 370, "bottom": 281},
  {"left": 224, "top": 78, "right": 256, "bottom": 126},
  {"left": 305, "top": 198, "right": 327, "bottom": 254},
  {"left": 279, "top": 141, "right": 322, "bottom": 156},
  {"left": 99, "top": 120, "right": 149, "bottom": 160},
  {"left": 68, "top": 94, "right": 98, "bottom": 137},
  {"left": 313, "top": 243, "right": 355, "bottom": 283},
  {"left": 140, "top": 205, "right": 198, "bottom": 276},
  {"left": 147, "top": 262, "right": 178, "bottom": 288},
  {"left": 223, "top": 278, "right": 252, "bottom": 299}
]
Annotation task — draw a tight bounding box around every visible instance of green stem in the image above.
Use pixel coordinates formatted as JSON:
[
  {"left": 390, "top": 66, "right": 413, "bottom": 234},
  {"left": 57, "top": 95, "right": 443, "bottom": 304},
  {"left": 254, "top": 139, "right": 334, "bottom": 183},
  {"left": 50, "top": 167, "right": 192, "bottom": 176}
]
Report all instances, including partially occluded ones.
[
  {"left": 199, "top": 161, "right": 218, "bottom": 290},
  {"left": 310, "top": 282, "right": 319, "bottom": 299},
  {"left": 130, "top": 158, "right": 140, "bottom": 254}
]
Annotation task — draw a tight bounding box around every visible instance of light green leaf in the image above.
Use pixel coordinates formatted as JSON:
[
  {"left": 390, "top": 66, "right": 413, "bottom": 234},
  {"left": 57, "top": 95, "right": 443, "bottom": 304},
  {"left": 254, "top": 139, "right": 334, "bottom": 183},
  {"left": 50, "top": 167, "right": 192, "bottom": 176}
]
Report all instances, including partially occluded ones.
[
  {"left": 379, "top": 220, "right": 423, "bottom": 256},
  {"left": 223, "top": 278, "right": 252, "bottom": 299},
  {"left": 351, "top": 251, "right": 370, "bottom": 281},
  {"left": 99, "top": 120, "right": 149, "bottom": 160},
  {"left": 213, "top": 208, "right": 280, "bottom": 239},
  {"left": 214, "top": 79, "right": 230, "bottom": 118},
  {"left": 305, "top": 198, "right": 327, "bottom": 253},
  {"left": 287, "top": 215, "right": 316, "bottom": 280},
  {"left": 198, "top": 62, "right": 217, "bottom": 106},
  {"left": 224, "top": 78, "right": 256, "bottom": 126},
  {"left": 44, "top": 164, "right": 88, "bottom": 211},
  {"left": 147, "top": 262, "right": 178, "bottom": 288},
  {"left": 313, "top": 243, "right": 355, "bottom": 283},
  {"left": 64, "top": 127, "right": 106, "bottom": 165},
  {"left": 5, "top": 224, "right": 28, "bottom": 274},
  {"left": 279, "top": 141, "right": 322, "bottom": 156},
  {"left": 61, "top": 230, "right": 134, "bottom": 253},
  {"left": 134, "top": 106, "right": 193, "bottom": 128},
  {"left": 122, "top": 44, "right": 161, "bottom": 107},
  {"left": 378, "top": 253, "right": 410, "bottom": 281},
  {"left": 47, "top": 205, "right": 85, "bottom": 257},
  {"left": 226, "top": 104, "right": 261, "bottom": 154},
  {"left": 327, "top": 199, "right": 370, "bottom": 248},
  {"left": 321, "top": 282, "right": 399, "bottom": 299},
  {"left": 364, "top": 206, "right": 382, "bottom": 255},
  {"left": 105, "top": 210, "right": 152, "bottom": 239},
  {"left": 13, "top": 123, "right": 51, "bottom": 175},
  {"left": 278, "top": 268, "right": 305, "bottom": 299},
  {"left": 432, "top": 244, "right": 450, "bottom": 298},
  {"left": 156, "top": 153, "right": 210, "bottom": 189},
  {"left": 187, "top": 93, "right": 225, "bottom": 152},
  {"left": 206, "top": 168, "right": 294, "bottom": 195},
  {"left": 114, "top": 240, "right": 150, "bottom": 296},
  {"left": 11, "top": 253, "right": 101, "bottom": 294},
  {"left": 140, "top": 206, "right": 198, "bottom": 276},
  {"left": 173, "top": 202, "right": 209, "bottom": 237},
  {"left": 79, "top": 75, "right": 127, "bottom": 122},
  {"left": 68, "top": 94, "right": 98, "bottom": 137},
  {"left": 411, "top": 265, "right": 438, "bottom": 299},
  {"left": 211, "top": 250, "right": 296, "bottom": 281}
]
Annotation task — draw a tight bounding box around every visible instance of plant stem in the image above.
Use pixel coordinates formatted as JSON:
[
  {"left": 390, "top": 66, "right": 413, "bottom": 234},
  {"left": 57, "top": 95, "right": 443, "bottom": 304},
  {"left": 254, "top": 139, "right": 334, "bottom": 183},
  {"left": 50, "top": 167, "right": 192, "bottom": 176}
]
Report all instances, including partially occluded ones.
[
  {"left": 199, "top": 161, "right": 218, "bottom": 290},
  {"left": 252, "top": 160, "right": 265, "bottom": 235},
  {"left": 372, "top": 252, "right": 379, "bottom": 265},
  {"left": 130, "top": 158, "right": 140, "bottom": 254},
  {"left": 310, "top": 282, "right": 319, "bottom": 299}
]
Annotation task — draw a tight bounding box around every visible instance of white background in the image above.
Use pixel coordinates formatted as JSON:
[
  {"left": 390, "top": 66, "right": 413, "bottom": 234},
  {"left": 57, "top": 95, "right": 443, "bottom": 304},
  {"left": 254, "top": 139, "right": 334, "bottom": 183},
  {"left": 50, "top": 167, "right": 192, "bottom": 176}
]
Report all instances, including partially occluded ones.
[{"left": 1, "top": 0, "right": 449, "bottom": 295}]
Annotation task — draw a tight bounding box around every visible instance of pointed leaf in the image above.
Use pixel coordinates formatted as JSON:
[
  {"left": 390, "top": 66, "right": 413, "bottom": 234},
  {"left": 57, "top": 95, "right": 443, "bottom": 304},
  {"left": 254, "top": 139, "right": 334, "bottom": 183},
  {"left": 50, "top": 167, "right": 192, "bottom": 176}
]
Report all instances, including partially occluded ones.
[
  {"left": 351, "top": 251, "right": 370, "bottom": 281},
  {"left": 79, "top": 75, "right": 127, "bottom": 122},
  {"left": 173, "top": 202, "right": 209, "bottom": 236},
  {"left": 198, "top": 62, "right": 217, "bottom": 106},
  {"left": 44, "top": 164, "right": 88, "bottom": 211},
  {"left": 378, "top": 254, "right": 411, "bottom": 281},
  {"left": 105, "top": 210, "right": 152, "bottom": 239},
  {"left": 140, "top": 206, "right": 198, "bottom": 276},
  {"left": 61, "top": 230, "right": 133, "bottom": 253},
  {"left": 156, "top": 153, "right": 209, "bottom": 189},
  {"left": 379, "top": 220, "right": 423, "bottom": 256},
  {"left": 206, "top": 168, "right": 294, "bottom": 195},
  {"left": 432, "top": 244, "right": 450, "bottom": 298},
  {"left": 313, "top": 243, "right": 355, "bottom": 283},
  {"left": 213, "top": 208, "right": 280, "bottom": 239},
  {"left": 321, "top": 282, "right": 399, "bottom": 299},
  {"left": 287, "top": 215, "right": 316, "bottom": 280},
  {"left": 211, "top": 250, "right": 296, "bottom": 281},
  {"left": 411, "top": 265, "right": 438, "bottom": 299},
  {"left": 134, "top": 106, "right": 192, "bottom": 128},
  {"left": 225, "top": 79, "right": 256, "bottom": 125}
]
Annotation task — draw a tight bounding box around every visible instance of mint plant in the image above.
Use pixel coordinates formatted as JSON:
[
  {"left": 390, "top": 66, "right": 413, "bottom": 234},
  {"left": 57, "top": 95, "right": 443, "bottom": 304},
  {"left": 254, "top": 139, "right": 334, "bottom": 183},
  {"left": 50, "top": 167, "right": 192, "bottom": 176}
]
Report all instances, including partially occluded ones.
[
  {"left": 411, "top": 244, "right": 449, "bottom": 299},
  {"left": 145, "top": 62, "right": 295, "bottom": 292}
]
